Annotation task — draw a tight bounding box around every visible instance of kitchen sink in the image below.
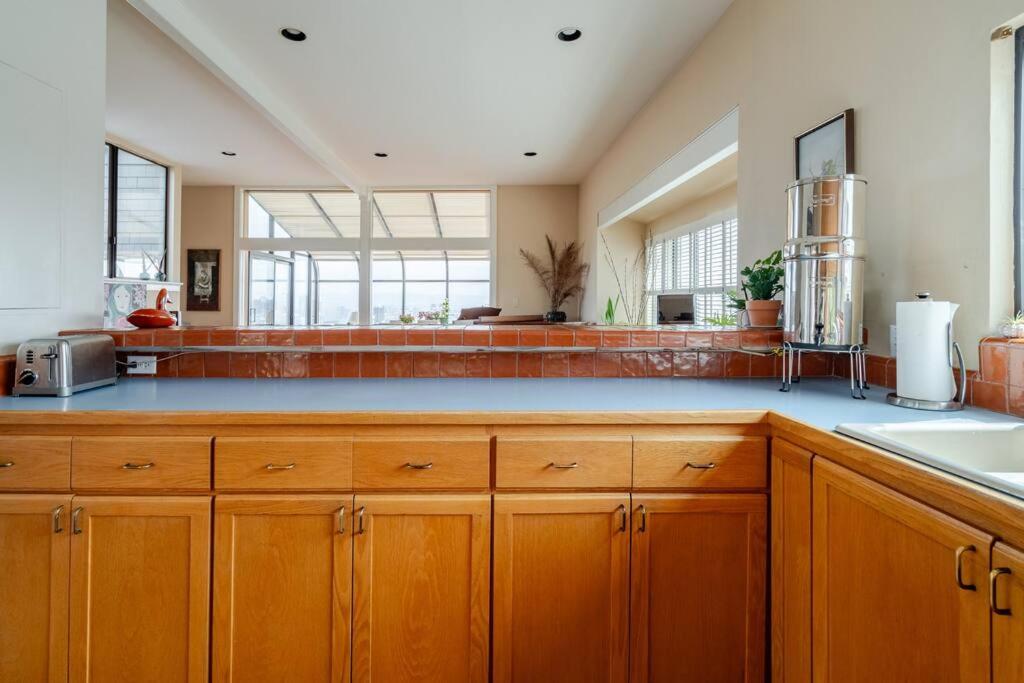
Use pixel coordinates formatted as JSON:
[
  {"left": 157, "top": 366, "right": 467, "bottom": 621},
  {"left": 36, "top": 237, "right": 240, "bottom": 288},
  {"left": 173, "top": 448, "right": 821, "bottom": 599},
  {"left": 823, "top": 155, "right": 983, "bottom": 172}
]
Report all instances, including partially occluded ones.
[{"left": 836, "top": 419, "right": 1024, "bottom": 499}]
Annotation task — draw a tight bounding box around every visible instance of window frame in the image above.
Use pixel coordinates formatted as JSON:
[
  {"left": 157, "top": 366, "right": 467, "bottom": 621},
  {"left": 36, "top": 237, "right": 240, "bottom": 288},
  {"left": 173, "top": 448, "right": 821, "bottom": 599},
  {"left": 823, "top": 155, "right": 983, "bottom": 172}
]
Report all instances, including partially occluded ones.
[
  {"left": 1014, "top": 27, "right": 1024, "bottom": 312},
  {"left": 104, "top": 142, "right": 170, "bottom": 280},
  {"left": 236, "top": 186, "right": 497, "bottom": 325}
]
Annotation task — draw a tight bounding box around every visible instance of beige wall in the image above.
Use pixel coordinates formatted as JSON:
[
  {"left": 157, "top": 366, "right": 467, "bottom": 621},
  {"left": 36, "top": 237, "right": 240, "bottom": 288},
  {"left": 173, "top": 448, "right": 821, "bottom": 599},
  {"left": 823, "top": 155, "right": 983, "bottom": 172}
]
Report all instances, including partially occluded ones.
[
  {"left": 648, "top": 183, "right": 737, "bottom": 237},
  {"left": 580, "top": 0, "right": 1022, "bottom": 367},
  {"left": 180, "top": 186, "right": 235, "bottom": 326},
  {"left": 496, "top": 185, "right": 581, "bottom": 318}
]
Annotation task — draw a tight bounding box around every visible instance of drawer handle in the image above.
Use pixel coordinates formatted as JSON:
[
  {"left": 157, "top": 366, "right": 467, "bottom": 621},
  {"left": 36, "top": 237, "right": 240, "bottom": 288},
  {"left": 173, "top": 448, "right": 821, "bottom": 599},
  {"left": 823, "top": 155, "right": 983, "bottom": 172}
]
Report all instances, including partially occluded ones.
[
  {"left": 53, "top": 505, "right": 64, "bottom": 534},
  {"left": 356, "top": 506, "right": 366, "bottom": 535},
  {"left": 955, "top": 545, "right": 976, "bottom": 591},
  {"left": 72, "top": 507, "right": 84, "bottom": 535},
  {"left": 991, "top": 568, "right": 1012, "bottom": 616},
  {"left": 337, "top": 506, "right": 346, "bottom": 535},
  {"left": 638, "top": 504, "right": 648, "bottom": 533},
  {"left": 0, "top": 461, "right": 13, "bottom": 468},
  {"left": 617, "top": 504, "right": 627, "bottom": 533},
  {"left": 549, "top": 462, "right": 579, "bottom": 469},
  {"left": 404, "top": 462, "right": 433, "bottom": 470},
  {"left": 121, "top": 462, "right": 155, "bottom": 470},
  {"left": 684, "top": 462, "right": 717, "bottom": 470},
  {"left": 265, "top": 463, "right": 297, "bottom": 471}
]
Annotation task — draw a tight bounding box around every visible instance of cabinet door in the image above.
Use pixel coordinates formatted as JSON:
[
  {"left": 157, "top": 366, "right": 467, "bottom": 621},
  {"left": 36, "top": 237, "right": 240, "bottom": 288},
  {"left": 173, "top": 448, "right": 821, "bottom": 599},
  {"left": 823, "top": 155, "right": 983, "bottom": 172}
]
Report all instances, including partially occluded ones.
[
  {"left": 352, "top": 495, "right": 490, "bottom": 683},
  {"left": 770, "top": 439, "right": 812, "bottom": 683},
  {"left": 213, "top": 496, "right": 352, "bottom": 683},
  {"left": 992, "top": 542, "right": 1024, "bottom": 682},
  {"left": 69, "top": 496, "right": 210, "bottom": 683},
  {"left": 629, "top": 493, "right": 766, "bottom": 683},
  {"left": 493, "top": 494, "right": 630, "bottom": 683},
  {"left": 813, "top": 459, "right": 991, "bottom": 683},
  {"left": 0, "top": 494, "right": 71, "bottom": 683}
]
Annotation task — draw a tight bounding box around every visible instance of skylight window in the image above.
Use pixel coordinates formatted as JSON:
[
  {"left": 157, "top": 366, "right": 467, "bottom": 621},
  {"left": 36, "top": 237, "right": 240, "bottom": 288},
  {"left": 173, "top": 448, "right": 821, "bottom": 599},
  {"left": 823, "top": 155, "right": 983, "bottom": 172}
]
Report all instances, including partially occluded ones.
[
  {"left": 248, "top": 191, "right": 360, "bottom": 238},
  {"left": 372, "top": 191, "right": 490, "bottom": 239}
]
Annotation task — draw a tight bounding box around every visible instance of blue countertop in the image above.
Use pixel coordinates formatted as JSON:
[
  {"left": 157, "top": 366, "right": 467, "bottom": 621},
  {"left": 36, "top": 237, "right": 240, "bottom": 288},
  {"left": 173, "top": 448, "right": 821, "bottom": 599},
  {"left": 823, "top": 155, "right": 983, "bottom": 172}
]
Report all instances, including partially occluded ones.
[{"left": 0, "top": 377, "right": 1015, "bottom": 431}]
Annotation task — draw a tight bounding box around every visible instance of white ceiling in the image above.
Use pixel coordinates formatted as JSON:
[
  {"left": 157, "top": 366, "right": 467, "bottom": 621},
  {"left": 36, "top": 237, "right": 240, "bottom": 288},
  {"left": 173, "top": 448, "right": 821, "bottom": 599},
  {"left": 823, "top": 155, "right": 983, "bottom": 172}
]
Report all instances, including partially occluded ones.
[
  {"left": 128, "top": 0, "right": 733, "bottom": 188},
  {"left": 107, "top": 0, "right": 338, "bottom": 186}
]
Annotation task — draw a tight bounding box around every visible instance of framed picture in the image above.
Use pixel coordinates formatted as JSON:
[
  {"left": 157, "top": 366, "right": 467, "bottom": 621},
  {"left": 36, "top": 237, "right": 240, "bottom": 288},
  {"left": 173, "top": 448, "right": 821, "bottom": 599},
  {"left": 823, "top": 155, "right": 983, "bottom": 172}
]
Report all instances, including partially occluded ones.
[
  {"left": 794, "top": 108, "right": 855, "bottom": 179},
  {"left": 186, "top": 249, "right": 220, "bottom": 311}
]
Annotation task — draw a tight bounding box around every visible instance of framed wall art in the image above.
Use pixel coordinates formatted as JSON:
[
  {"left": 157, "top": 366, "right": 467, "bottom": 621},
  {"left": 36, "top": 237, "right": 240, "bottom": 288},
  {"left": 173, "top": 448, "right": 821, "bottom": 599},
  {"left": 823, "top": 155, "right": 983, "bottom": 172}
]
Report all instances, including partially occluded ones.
[
  {"left": 795, "top": 108, "right": 855, "bottom": 179},
  {"left": 186, "top": 249, "right": 220, "bottom": 311}
]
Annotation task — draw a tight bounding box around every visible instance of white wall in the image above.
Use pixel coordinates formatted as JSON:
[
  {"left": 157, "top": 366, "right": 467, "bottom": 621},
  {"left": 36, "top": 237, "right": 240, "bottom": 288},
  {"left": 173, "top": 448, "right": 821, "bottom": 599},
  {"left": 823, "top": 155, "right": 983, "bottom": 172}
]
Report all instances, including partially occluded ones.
[
  {"left": 0, "top": 0, "right": 106, "bottom": 354},
  {"left": 580, "top": 0, "right": 1022, "bottom": 367}
]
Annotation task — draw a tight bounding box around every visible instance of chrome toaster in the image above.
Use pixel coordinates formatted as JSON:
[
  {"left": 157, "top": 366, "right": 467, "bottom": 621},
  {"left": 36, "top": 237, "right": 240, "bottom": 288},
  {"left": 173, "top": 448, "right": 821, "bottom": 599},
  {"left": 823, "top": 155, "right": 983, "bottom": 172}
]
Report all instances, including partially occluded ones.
[{"left": 13, "top": 335, "right": 117, "bottom": 397}]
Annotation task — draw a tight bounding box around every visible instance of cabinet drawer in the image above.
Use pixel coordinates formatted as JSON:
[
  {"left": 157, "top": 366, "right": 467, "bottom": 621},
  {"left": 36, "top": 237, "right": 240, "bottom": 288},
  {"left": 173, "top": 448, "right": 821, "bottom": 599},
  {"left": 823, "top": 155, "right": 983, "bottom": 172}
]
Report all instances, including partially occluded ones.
[
  {"left": 72, "top": 437, "right": 211, "bottom": 490},
  {"left": 0, "top": 436, "right": 71, "bottom": 490},
  {"left": 353, "top": 437, "right": 490, "bottom": 489},
  {"left": 633, "top": 437, "right": 767, "bottom": 489},
  {"left": 496, "top": 436, "right": 631, "bottom": 489},
  {"left": 215, "top": 437, "right": 353, "bottom": 490}
]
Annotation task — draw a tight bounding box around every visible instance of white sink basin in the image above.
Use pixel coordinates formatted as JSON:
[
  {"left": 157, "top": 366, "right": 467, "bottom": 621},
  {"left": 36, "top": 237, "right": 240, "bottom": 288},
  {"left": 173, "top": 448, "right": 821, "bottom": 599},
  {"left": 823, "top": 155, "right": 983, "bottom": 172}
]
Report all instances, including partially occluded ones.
[{"left": 836, "top": 419, "right": 1024, "bottom": 499}]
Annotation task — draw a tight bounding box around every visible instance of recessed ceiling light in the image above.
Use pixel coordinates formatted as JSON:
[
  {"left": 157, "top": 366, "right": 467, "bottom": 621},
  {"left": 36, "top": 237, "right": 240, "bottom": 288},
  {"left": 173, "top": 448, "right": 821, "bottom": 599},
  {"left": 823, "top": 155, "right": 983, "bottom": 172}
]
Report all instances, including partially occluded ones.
[
  {"left": 556, "top": 27, "right": 582, "bottom": 42},
  {"left": 523, "top": 152, "right": 538, "bottom": 157},
  {"left": 374, "top": 152, "right": 388, "bottom": 158},
  {"left": 280, "top": 27, "right": 307, "bottom": 42},
  {"left": 221, "top": 151, "right": 236, "bottom": 157}
]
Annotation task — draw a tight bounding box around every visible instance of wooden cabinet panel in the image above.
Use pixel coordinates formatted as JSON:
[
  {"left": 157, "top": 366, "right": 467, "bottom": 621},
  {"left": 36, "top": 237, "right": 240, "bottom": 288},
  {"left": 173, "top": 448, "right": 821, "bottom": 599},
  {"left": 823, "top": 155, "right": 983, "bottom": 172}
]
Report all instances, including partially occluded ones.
[
  {"left": 353, "top": 437, "right": 489, "bottom": 490},
  {"left": 0, "top": 436, "right": 71, "bottom": 491},
  {"left": 0, "top": 494, "right": 71, "bottom": 683},
  {"left": 212, "top": 495, "right": 351, "bottom": 683},
  {"left": 629, "top": 493, "right": 766, "bottom": 683},
  {"left": 215, "top": 437, "right": 353, "bottom": 490},
  {"left": 812, "top": 458, "right": 991, "bottom": 683},
  {"left": 495, "top": 436, "right": 632, "bottom": 489},
  {"left": 770, "top": 439, "right": 812, "bottom": 683},
  {"left": 992, "top": 542, "right": 1024, "bottom": 682},
  {"left": 352, "top": 495, "right": 489, "bottom": 683},
  {"left": 493, "top": 494, "right": 630, "bottom": 683},
  {"left": 632, "top": 436, "right": 766, "bottom": 489},
  {"left": 69, "top": 496, "right": 210, "bottom": 683},
  {"left": 72, "top": 437, "right": 211, "bottom": 491}
]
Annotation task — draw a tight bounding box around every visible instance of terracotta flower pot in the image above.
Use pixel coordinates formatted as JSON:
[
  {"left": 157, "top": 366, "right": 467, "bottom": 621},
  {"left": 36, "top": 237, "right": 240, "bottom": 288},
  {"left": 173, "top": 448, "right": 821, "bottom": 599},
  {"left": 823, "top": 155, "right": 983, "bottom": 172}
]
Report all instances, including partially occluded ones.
[{"left": 745, "top": 300, "right": 781, "bottom": 327}]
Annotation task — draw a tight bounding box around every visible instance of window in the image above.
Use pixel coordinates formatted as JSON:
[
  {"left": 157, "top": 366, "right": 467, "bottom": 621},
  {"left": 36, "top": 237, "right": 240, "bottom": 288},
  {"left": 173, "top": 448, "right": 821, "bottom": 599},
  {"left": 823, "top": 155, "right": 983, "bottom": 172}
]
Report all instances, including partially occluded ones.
[
  {"left": 646, "top": 217, "right": 738, "bottom": 324},
  {"left": 240, "top": 189, "right": 493, "bottom": 325},
  {"left": 103, "top": 143, "right": 169, "bottom": 280},
  {"left": 1015, "top": 26, "right": 1024, "bottom": 311}
]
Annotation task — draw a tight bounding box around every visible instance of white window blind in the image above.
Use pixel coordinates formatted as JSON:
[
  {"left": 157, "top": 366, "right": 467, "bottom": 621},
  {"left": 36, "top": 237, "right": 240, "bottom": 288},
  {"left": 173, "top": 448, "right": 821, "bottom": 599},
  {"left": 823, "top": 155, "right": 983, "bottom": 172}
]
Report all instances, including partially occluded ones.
[{"left": 646, "top": 217, "right": 738, "bottom": 324}]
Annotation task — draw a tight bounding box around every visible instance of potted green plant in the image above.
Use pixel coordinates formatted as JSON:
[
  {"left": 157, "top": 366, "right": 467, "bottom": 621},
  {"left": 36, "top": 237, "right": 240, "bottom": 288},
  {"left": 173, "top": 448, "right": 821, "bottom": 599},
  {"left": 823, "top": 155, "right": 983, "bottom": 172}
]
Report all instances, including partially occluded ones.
[
  {"left": 520, "top": 236, "right": 590, "bottom": 322},
  {"left": 729, "top": 250, "right": 784, "bottom": 327}
]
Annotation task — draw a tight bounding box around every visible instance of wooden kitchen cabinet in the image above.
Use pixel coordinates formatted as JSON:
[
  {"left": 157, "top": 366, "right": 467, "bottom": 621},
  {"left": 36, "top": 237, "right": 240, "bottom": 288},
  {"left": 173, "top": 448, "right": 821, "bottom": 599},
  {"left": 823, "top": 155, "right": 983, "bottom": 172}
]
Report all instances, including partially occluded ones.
[
  {"left": 812, "top": 458, "right": 992, "bottom": 682},
  {"left": 212, "top": 495, "right": 352, "bottom": 683},
  {"left": 770, "top": 439, "right": 813, "bottom": 683},
  {"left": 0, "top": 494, "right": 71, "bottom": 683},
  {"left": 492, "top": 493, "right": 630, "bottom": 683},
  {"left": 629, "top": 493, "right": 766, "bottom": 683},
  {"left": 69, "top": 496, "right": 210, "bottom": 683},
  {"left": 351, "top": 494, "right": 490, "bottom": 683},
  {"left": 992, "top": 542, "right": 1024, "bottom": 682}
]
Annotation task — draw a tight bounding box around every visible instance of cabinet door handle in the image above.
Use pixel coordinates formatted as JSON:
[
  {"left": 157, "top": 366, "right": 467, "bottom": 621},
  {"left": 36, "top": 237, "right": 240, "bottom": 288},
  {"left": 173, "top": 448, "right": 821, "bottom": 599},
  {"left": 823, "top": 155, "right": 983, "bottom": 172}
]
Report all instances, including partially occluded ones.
[
  {"left": 265, "top": 463, "right": 296, "bottom": 470},
  {"left": 404, "top": 462, "right": 433, "bottom": 470},
  {"left": 71, "top": 507, "right": 84, "bottom": 535},
  {"left": 53, "top": 505, "right": 64, "bottom": 534},
  {"left": 955, "top": 545, "right": 977, "bottom": 591},
  {"left": 638, "top": 504, "right": 648, "bottom": 533},
  {"left": 337, "top": 506, "right": 346, "bottom": 535},
  {"left": 616, "top": 504, "right": 627, "bottom": 532},
  {"left": 121, "top": 462, "right": 155, "bottom": 470},
  {"left": 991, "top": 568, "right": 1012, "bottom": 616},
  {"left": 356, "top": 506, "right": 366, "bottom": 535},
  {"left": 549, "top": 462, "right": 579, "bottom": 469},
  {"left": 0, "top": 461, "right": 14, "bottom": 468},
  {"left": 684, "top": 462, "right": 717, "bottom": 470}
]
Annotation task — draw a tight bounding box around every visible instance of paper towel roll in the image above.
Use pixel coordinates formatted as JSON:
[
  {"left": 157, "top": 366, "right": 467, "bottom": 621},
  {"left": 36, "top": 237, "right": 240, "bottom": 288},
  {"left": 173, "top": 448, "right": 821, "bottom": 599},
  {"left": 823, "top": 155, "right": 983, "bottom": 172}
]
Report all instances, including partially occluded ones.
[{"left": 895, "top": 298, "right": 958, "bottom": 402}]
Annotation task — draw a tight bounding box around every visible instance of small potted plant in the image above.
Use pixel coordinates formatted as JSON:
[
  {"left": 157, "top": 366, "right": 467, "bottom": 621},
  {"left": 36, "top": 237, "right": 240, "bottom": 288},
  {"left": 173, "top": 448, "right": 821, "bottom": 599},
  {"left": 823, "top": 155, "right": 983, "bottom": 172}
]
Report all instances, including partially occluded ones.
[
  {"left": 1000, "top": 311, "right": 1024, "bottom": 339},
  {"left": 520, "top": 236, "right": 590, "bottom": 323},
  {"left": 729, "top": 250, "right": 784, "bottom": 327}
]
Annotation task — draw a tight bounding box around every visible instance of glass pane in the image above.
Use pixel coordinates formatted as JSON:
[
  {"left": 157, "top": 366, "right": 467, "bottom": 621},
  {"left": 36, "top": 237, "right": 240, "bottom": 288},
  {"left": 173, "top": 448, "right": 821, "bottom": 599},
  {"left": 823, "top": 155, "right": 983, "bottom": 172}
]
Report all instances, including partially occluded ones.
[
  {"left": 371, "top": 282, "right": 403, "bottom": 324},
  {"left": 448, "top": 258, "right": 490, "bottom": 280},
  {"left": 315, "top": 257, "right": 360, "bottom": 281},
  {"left": 434, "top": 191, "right": 489, "bottom": 237},
  {"left": 274, "top": 261, "right": 292, "bottom": 324},
  {"left": 249, "top": 191, "right": 358, "bottom": 238},
  {"left": 371, "top": 252, "right": 403, "bottom": 280},
  {"left": 311, "top": 192, "right": 361, "bottom": 238},
  {"left": 448, "top": 282, "right": 490, "bottom": 314},
  {"left": 405, "top": 282, "right": 446, "bottom": 315},
  {"left": 249, "top": 256, "right": 275, "bottom": 325},
  {"left": 103, "top": 145, "right": 110, "bottom": 276},
  {"left": 439, "top": 216, "right": 489, "bottom": 237},
  {"left": 248, "top": 195, "right": 271, "bottom": 238},
  {"left": 373, "top": 192, "right": 438, "bottom": 238},
  {"left": 294, "top": 253, "right": 309, "bottom": 326},
  {"left": 404, "top": 255, "right": 446, "bottom": 280},
  {"left": 113, "top": 149, "right": 167, "bottom": 280},
  {"left": 318, "top": 282, "right": 359, "bottom": 325}
]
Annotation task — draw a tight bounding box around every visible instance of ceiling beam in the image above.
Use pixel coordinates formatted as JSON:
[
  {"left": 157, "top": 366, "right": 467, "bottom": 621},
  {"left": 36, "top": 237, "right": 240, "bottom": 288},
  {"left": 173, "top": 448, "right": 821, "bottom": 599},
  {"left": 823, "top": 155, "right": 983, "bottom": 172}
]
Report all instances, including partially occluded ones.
[{"left": 128, "top": 0, "right": 365, "bottom": 194}]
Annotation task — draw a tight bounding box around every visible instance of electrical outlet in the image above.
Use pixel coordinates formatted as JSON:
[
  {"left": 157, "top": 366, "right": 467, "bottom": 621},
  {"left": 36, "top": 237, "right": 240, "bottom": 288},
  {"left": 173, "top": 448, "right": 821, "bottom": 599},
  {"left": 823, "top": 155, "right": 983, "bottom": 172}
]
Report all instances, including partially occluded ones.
[{"left": 126, "top": 355, "right": 158, "bottom": 375}]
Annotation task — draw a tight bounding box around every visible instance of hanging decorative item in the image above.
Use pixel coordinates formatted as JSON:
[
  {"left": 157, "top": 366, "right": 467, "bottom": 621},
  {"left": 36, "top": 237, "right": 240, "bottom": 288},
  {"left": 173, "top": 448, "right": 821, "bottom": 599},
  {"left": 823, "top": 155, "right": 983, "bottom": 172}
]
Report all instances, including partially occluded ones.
[
  {"left": 794, "top": 108, "right": 855, "bottom": 179},
  {"left": 186, "top": 249, "right": 220, "bottom": 311}
]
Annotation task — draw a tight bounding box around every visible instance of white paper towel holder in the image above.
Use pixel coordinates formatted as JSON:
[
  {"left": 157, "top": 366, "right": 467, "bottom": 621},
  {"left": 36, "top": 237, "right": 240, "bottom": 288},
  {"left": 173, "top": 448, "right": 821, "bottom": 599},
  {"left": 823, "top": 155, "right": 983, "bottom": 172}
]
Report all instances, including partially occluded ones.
[{"left": 886, "top": 292, "right": 967, "bottom": 411}]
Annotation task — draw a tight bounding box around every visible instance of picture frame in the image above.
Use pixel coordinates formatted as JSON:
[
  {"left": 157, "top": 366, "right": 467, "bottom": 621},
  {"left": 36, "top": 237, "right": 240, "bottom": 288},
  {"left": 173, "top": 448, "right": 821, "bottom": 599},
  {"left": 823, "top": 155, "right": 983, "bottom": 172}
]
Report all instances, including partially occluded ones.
[
  {"left": 794, "top": 108, "right": 855, "bottom": 179},
  {"left": 186, "top": 249, "right": 220, "bottom": 311}
]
